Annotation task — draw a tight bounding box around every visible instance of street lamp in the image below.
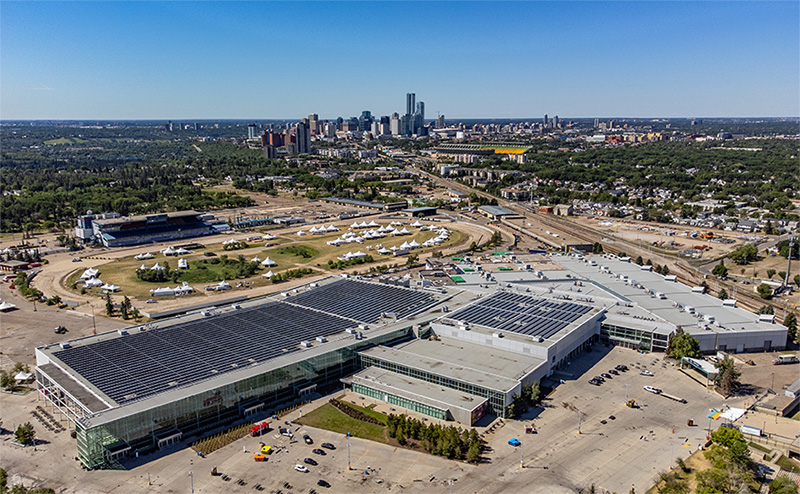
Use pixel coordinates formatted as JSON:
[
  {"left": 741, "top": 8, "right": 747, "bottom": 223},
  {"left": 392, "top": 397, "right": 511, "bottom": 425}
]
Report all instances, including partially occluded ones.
[
  {"left": 189, "top": 471, "right": 194, "bottom": 494},
  {"left": 578, "top": 410, "right": 584, "bottom": 434},
  {"left": 520, "top": 440, "right": 524, "bottom": 469},
  {"left": 347, "top": 443, "right": 351, "bottom": 470}
]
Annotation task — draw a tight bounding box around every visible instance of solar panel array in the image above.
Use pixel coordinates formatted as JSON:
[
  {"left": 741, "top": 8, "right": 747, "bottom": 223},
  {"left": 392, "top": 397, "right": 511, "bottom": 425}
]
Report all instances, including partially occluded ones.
[
  {"left": 448, "top": 291, "right": 592, "bottom": 339},
  {"left": 286, "top": 279, "right": 437, "bottom": 323},
  {"left": 53, "top": 302, "right": 353, "bottom": 405}
]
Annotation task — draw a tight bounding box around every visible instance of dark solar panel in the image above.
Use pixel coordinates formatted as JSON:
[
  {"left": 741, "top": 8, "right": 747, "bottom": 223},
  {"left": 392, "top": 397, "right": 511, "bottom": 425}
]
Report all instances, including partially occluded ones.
[
  {"left": 286, "top": 279, "right": 437, "bottom": 323},
  {"left": 448, "top": 291, "right": 592, "bottom": 340},
  {"left": 53, "top": 302, "right": 354, "bottom": 405}
]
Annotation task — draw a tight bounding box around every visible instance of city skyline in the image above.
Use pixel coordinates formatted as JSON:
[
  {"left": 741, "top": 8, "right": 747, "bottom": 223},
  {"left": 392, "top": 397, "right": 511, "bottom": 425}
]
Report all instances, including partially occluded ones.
[{"left": 1, "top": 1, "right": 798, "bottom": 120}]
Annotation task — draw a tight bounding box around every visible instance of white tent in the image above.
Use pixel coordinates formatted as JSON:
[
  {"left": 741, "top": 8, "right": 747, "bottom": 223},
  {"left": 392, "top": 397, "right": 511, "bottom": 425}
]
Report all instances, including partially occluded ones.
[
  {"left": 139, "top": 264, "right": 148, "bottom": 271},
  {"left": 150, "top": 286, "right": 175, "bottom": 296},
  {"left": 161, "top": 246, "right": 177, "bottom": 256},
  {"left": 377, "top": 247, "right": 391, "bottom": 255},
  {"left": 251, "top": 256, "right": 262, "bottom": 263},
  {"left": 80, "top": 268, "right": 99, "bottom": 279},
  {"left": 326, "top": 224, "right": 339, "bottom": 232},
  {"left": 83, "top": 278, "right": 103, "bottom": 288},
  {"left": 367, "top": 220, "right": 379, "bottom": 227},
  {"left": 178, "top": 258, "right": 189, "bottom": 269},
  {"left": 151, "top": 263, "right": 165, "bottom": 270},
  {"left": 398, "top": 227, "right": 411, "bottom": 235},
  {"left": 175, "top": 247, "right": 191, "bottom": 255},
  {"left": 351, "top": 221, "right": 360, "bottom": 229},
  {"left": 262, "top": 270, "right": 276, "bottom": 278},
  {"left": 309, "top": 226, "right": 320, "bottom": 234},
  {"left": 205, "top": 280, "right": 231, "bottom": 291},
  {"left": 410, "top": 220, "right": 423, "bottom": 227},
  {"left": 408, "top": 240, "right": 421, "bottom": 249},
  {"left": 352, "top": 251, "right": 367, "bottom": 258},
  {"left": 263, "top": 234, "right": 277, "bottom": 240},
  {"left": 134, "top": 252, "right": 154, "bottom": 260},
  {"left": 261, "top": 257, "right": 277, "bottom": 267},
  {"left": 223, "top": 238, "right": 239, "bottom": 245},
  {"left": 400, "top": 241, "right": 411, "bottom": 250},
  {"left": 390, "top": 221, "right": 402, "bottom": 226},
  {"left": 174, "top": 281, "right": 194, "bottom": 294},
  {"left": 390, "top": 245, "right": 399, "bottom": 251},
  {"left": 100, "top": 283, "right": 120, "bottom": 292},
  {"left": 14, "top": 372, "right": 33, "bottom": 383},
  {"left": 327, "top": 239, "right": 344, "bottom": 246},
  {"left": 296, "top": 230, "right": 306, "bottom": 236},
  {"left": 0, "top": 301, "right": 17, "bottom": 311},
  {"left": 358, "top": 221, "right": 369, "bottom": 228}
]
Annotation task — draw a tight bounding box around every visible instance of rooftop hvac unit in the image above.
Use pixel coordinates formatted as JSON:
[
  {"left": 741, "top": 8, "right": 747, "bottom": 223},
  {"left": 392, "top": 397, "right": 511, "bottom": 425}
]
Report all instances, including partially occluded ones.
[
  {"left": 442, "top": 306, "right": 449, "bottom": 312},
  {"left": 201, "top": 310, "right": 212, "bottom": 317},
  {"left": 691, "top": 286, "right": 705, "bottom": 293},
  {"left": 310, "top": 282, "right": 318, "bottom": 288},
  {"left": 459, "top": 322, "right": 470, "bottom": 330},
  {"left": 758, "top": 314, "right": 775, "bottom": 323},
  {"left": 722, "top": 299, "right": 737, "bottom": 307},
  {"left": 345, "top": 328, "right": 356, "bottom": 334},
  {"left": 704, "top": 314, "right": 715, "bottom": 323},
  {"left": 492, "top": 332, "right": 504, "bottom": 338},
  {"left": 59, "top": 342, "right": 71, "bottom": 349},
  {"left": 537, "top": 336, "right": 545, "bottom": 343},
  {"left": 300, "top": 340, "right": 312, "bottom": 348},
  {"left": 315, "top": 336, "right": 327, "bottom": 343},
  {"left": 117, "top": 329, "right": 128, "bottom": 336},
  {"left": 358, "top": 324, "right": 369, "bottom": 330},
  {"left": 230, "top": 304, "right": 241, "bottom": 310}
]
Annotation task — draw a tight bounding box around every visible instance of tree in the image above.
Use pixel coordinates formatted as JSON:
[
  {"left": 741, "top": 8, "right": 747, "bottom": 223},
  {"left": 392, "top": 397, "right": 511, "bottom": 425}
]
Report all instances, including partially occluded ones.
[
  {"left": 718, "top": 288, "right": 728, "bottom": 300},
  {"left": 711, "top": 262, "right": 728, "bottom": 278},
  {"left": 795, "top": 274, "right": 800, "bottom": 287},
  {"left": 469, "top": 241, "right": 478, "bottom": 253},
  {"left": 767, "top": 269, "right": 777, "bottom": 279},
  {"left": 592, "top": 242, "right": 604, "bottom": 254},
  {"left": 729, "top": 244, "right": 758, "bottom": 265},
  {"left": 714, "top": 358, "right": 741, "bottom": 396},
  {"left": 778, "top": 271, "right": 787, "bottom": 282},
  {"left": 0, "top": 370, "right": 14, "bottom": 390},
  {"left": 14, "top": 422, "right": 36, "bottom": 445},
  {"left": 635, "top": 255, "right": 643, "bottom": 265},
  {"left": 769, "top": 476, "right": 799, "bottom": 494},
  {"left": 406, "top": 254, "right": 419, "bottom": 266},
  {"left": 757, "top": 283, "right": 773, "bottom": 300},
  {"left": 666, "top": 328, "right": 701, "bottom": 359},
  {"left": 465, "top": 441, "right": 482, "bottom": 463},
  {"left": 759, "top": 304, "right": 775, "bottom": 315},
  {"left": 784, "top": 312, "right": 797, "bottom": 344}
]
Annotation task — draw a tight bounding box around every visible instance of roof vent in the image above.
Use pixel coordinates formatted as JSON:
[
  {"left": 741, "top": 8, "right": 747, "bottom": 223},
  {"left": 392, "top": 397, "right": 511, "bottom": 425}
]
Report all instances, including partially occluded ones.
[
  {"left": 230, "top": 304, "right": 241, "bottom": 310},
  {"left": 316, "top": 336, "right": 327, "bottom": 343},
  {"left": 117, "top": 329, "right": 128, "bottom": 336},
  {"left": 59, "top": 342, "right": 71, "bottom": 349},
  {"left": 492, "top": 332, "right": 504, "bottom": 338},
  {"left": 300, "top": 340, "right": 312, "bottom": 348}
]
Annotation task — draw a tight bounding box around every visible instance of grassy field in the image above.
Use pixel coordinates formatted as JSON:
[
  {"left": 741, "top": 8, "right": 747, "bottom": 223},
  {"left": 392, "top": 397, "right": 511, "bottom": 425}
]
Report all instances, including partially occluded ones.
[
  {"left": 44, "top": 137, "right": 88, "bottom": 145},
  {"left": 295, "top": 403, "right": 388, "bottom": 444},
  {"left": 65, "top": 223, "right": 469, "bottom": 300}
]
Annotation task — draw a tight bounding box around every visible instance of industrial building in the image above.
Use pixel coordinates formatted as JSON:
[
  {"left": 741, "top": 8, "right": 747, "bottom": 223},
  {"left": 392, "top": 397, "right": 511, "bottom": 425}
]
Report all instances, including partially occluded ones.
[{"left": 35, "top": 253, "right": 788, "bottom": 468}]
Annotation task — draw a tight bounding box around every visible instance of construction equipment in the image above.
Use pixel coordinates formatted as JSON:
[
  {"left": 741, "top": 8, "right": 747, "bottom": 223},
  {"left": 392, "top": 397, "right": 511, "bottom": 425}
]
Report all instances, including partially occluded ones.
[
  {"left": 253, "top": 453, "right": 266, "bottom": 462},
  {"left": 625, "top": 400, "right": 637, "bottom": 408}
]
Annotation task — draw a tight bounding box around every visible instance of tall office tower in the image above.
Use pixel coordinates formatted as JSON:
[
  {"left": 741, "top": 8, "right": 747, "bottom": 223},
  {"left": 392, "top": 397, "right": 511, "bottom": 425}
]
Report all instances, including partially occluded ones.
[
  {"left": 416, "top": 102, "right": 425, "bottom": 121},
  {"left": 400, "top": 114, "right": 412, "bottom": 135},
  {"left": 324, "top": 121, "right": 337, "bottom": 137},
  {"left": 380, "top": 115, "right": 390, "bottom": 126},
  {"left": 406, "top": 93, "right": 416, "bottom": 116},
  {"left": 608, "top": 120, "right": 615, "bottom": 129},
  {"left": 247, "top": 124, "right": 258, "bottom": 139},
  {"left": 359, "top": 111, "right": 373, "bottom": 132},
  {"left": 438, "top": 115, "right": 445, "bottom": 128},
  {"left": 308, "top": 113, "right": 319, "bottom": 134},
  {"left": 166, "top": 121, "right": 173, "bottom": 132},
  {"left": 296, "top": 119, "right": 310, "bottom": 154},
  {"left": 593, "top": 118, "right": 600, "bottom": 128},
  {"left": 543, "top": 114, "right": 549, "bottom": 128},
  {"left": 553, "top": 115, "right": 559, "bottom": 129},
  {"left": 336, "top": 116, "right": 344, "bottom": 130},
  {"left": 390, "top": 113, "right": 400, "bottom": 135},
  {"left": 371, "top": 122, "right": 380, "bottom": 135}
]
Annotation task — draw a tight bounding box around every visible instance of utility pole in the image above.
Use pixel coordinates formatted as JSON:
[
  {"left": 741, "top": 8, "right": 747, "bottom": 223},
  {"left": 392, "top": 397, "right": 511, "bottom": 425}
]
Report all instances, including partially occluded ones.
[
  {"left": 347, "top": 443, "right": 351, "bottom": 470},
  {"left": 91, "top": 304, "right": 97, "bottom": 335},
  {"left": 520, "top": 441, "right": 524, "bottom": 468},
  {"left": 189, "top": 471, "right": 194, "bottom": 494},
  {"left": 578, "top": 410, "right": 583, "bottom": 434}
]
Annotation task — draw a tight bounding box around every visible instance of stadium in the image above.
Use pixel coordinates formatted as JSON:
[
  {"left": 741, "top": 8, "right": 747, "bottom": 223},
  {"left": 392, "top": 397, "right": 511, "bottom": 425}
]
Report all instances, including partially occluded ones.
[{"left": 35, "top": 254, "right": 788, "bottom": 469}]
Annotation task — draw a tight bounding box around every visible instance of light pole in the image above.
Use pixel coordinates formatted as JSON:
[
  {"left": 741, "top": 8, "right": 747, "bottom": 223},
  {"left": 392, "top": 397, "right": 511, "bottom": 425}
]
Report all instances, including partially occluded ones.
[
  {"left": 578, "top": 410, "right": 583, "bottom": 434},
  {"left": 347, "top": 443, "right": 351, "bottom": 470},
  {"left": 670, "top": 443, "right": 675, "bottom": 466},
  {"left": 771, "top": 373, "right": 775, "bottom": 394},
  {"left": 91, "top": 304, "right": 97, "bottom": 335},
  {"left": 189, "top": 471, "right": 194, "bottom": 494},
  {"left": 520, "top": 440, "right": 524, "bottom": 469}
]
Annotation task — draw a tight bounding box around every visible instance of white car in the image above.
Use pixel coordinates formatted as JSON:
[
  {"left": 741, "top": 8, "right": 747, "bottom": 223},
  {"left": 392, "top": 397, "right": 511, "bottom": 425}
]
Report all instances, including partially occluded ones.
[
  {"left": 294, "top": 464, "right": 309, "bottom": 473},
  {"left": 643, "top": 385, "right": 662, "bottom": 394},
  {"left": 640, "top": 370, "right": 654, "bottom": 377}
]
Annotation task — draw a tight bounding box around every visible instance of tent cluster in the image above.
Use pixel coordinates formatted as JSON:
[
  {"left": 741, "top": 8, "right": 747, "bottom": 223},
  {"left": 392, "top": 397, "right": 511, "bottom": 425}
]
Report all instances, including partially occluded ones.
[
  {"left": 204, "top": 280, "right": 232, "bottom": 291},
  {"left": 309, "top": 225, "right": 339, "bottom": 235},
  {"left": 326, "top": 224, "right": 417, "bottom": 246},
  {"left": 134, "top": 252, "right": 154, "bottom": 260},
  {"left": 338, "top": 251, "right": 368, "bottom": 261},
  {"left": 80, "top": 268, "right": 100, "bottom": 279},
  {"left": 350, "top": 220, "right": 380, "bottom": 229},
  {"left": 160, "top": 246, "right": 192, "bottom": 256},
  {"left": 150, "top": 281, "right": 194, "bottom": 297}
]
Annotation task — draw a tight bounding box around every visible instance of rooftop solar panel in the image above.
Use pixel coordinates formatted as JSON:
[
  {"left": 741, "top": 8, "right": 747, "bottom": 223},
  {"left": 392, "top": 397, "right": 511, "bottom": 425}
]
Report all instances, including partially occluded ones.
[
  {"left": 53, "top": 301, "right": 354, "bottom": 405},
  {"left": 447, "top": 291, "right": 592, "bottom": 340}
]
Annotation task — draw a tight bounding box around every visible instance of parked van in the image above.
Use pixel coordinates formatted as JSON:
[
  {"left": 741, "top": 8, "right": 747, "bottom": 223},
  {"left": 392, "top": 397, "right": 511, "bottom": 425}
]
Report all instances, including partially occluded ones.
[{"left": 772, "top": 355, "right": 799, "bottom": 365}]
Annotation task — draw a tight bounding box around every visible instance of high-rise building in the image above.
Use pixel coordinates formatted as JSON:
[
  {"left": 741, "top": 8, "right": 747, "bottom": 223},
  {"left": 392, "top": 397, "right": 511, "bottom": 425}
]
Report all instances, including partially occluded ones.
[
  {"left": 553, "top": 115, "right": 559, "bottom": 129},
  {"left": 296, "top": 119, "right": 310, "bottom": 154},
  {"left": 324, "top": 121, "right": 337, "bottom": 138},
  {"left": 359, "top": 111, "right": 373, "bottom": 132},
  {"left": 406, "top": 93, "right": 416, "bottom": 116},
  {"left": 593, "top": 118, "right": 600, "bottom": 128},
  {"left": 308, "top": 114, "right": 319, "bottom": 134},
  {"left": 248, "top": 124, "right": 258, "bottom": 139},
  {"left": 390, "top": 113, "right": 400, "bottom": 135},
  {"left": 416, "top": 102, "right": 425, "bottom": 121},
  {"left": 543, "top": 114, "right": 548, "bottom": 129},
  {"left": 438, "top": 115, "right": 445, "bottom": 128}
]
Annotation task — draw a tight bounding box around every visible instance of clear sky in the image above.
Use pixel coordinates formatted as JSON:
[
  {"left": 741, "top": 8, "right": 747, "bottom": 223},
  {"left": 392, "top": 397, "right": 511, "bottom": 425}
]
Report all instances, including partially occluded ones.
[{"left": 1, "top": 1, "right": 798, "bottom": 120}]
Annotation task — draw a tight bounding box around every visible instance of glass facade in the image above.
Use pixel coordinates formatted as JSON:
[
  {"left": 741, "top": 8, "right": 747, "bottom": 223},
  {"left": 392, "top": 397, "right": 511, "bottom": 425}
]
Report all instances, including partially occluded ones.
[
  {"left": 358, "top": 354, "right": 508, "bottom": 417},
  {"left": 70, "top": 327, "right": 412, "bottom": 469},
  {"left": 600, "top": 323, "right": 654, "bottom": 352},
  {"left": 351, "top": 383, "right": 449, "bottom": 421}
]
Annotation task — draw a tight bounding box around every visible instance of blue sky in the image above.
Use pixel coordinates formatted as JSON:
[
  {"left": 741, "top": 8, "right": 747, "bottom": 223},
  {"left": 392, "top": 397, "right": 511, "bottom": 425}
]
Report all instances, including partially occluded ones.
[{"left": 1, "top": 1, "right": 798, "bottom": 119}]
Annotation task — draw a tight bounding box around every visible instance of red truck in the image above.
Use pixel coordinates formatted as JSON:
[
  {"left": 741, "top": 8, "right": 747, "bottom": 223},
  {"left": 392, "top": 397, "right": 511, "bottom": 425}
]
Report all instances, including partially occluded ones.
[{"left": 249, "top": 421, "right": 270, "bottom": 437}]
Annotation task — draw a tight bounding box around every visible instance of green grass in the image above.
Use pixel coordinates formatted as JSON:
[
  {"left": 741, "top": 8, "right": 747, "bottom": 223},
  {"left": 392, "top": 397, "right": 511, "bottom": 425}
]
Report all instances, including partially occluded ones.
[
  {"left": 44, "top": 137, "right": 88, "bottom": 145},
  {"left": 295, "top": 403, "right": 388, "bottom": 443},
  {"left": 776, "top": 455, "right": 800, "bottom": 472},
  {"left": 749, "top": 442, "right": 770, "bottom": 453}
]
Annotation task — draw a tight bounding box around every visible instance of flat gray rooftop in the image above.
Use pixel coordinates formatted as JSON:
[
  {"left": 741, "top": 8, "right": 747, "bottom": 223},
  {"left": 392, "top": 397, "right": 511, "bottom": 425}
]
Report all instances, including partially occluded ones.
[
  {"left": 360, "top": 336, "right": 544, "bottom": 393},
  {"left": 345, "top": 366, "right": 487, "bottom": 414}
]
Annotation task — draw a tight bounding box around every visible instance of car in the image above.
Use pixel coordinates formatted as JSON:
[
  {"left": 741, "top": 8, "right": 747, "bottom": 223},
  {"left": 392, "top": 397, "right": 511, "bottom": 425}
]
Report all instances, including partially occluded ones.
[
  {"left": 312, "top": 448, "right": 326, "bottom": 455},
  {"left": 317, "top": 479, "right": 331, "bottom": 488},
  {"left": 304, "top": 458, "right": 318, "bottom": 466},
  {"left": 72, "top": 257, "right": 82, "bottom": 262},
  {"left": 321, "top": 443, "right": 336, "bottom": 450},
  {"left": 640, "top": 370, "right": 654, "bottom": 377},
  {"left": 601, "top": 373, "right": 612, "bottom": 379},
  {"left": 54, "top": 326, "right": 68, "bottom": 334},
  {"left": 294, "top": 465, "right": 309, "bottom": 473},
  {"left": 608, "top": 415, "right": 616, "bottom": 420},
  {"left": 146, "top": 299, "right": 157, "bottom": 304},
  {"left": 508, "top": 438, "right": 521, "bottom": 447},
  {"left": 609, "top": 369, "right": 619, "bottom": 375},
  {"left": 644, "top": 385, "right": 662, "bottom": 394},
  {"left": 303, "top": 434, "right": 313, "bottom": 444},
  {"left": 600, "top": 420, "right": 607, "bottom": 425},
  {"left": 588, "top": 379, "right": 601, "bottom": 386},
  {"left": 203, "top": 252, "right": 216, "bottom": 257},
  {"left": 616, "top": 364, "right": 628, "bottom": 371},
  {"left": 594, "top": 375, "right": 605, "bottom": 382}
]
